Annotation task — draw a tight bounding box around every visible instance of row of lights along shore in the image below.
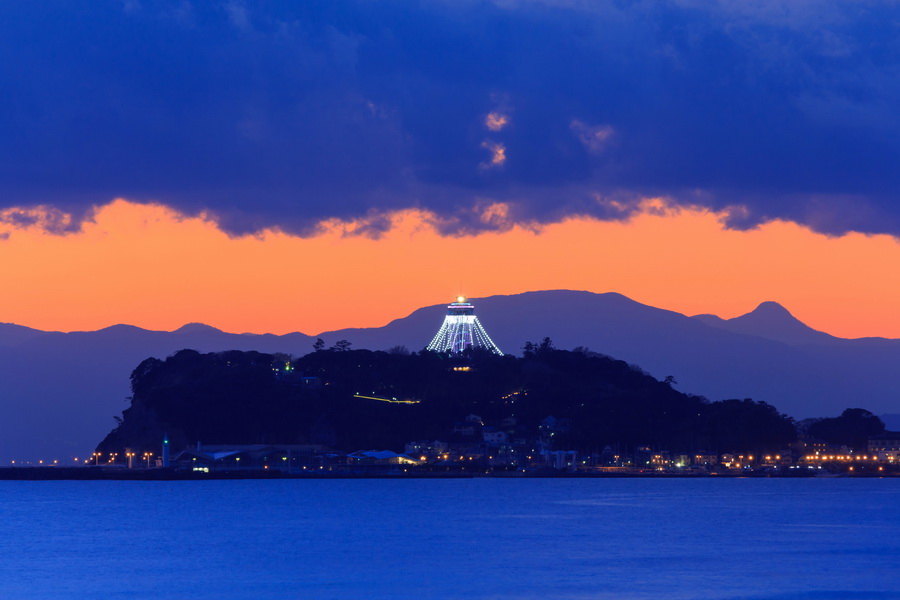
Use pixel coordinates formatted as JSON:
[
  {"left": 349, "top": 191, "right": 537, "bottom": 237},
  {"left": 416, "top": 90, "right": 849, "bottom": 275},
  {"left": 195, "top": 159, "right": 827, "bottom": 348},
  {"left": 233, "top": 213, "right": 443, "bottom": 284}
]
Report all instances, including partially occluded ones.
[
  {"left": 5, "top": 450, "right": 898, "bottom": 469},
  {"left": 8, "top": 451, "right": 156, "bottom": 468}
]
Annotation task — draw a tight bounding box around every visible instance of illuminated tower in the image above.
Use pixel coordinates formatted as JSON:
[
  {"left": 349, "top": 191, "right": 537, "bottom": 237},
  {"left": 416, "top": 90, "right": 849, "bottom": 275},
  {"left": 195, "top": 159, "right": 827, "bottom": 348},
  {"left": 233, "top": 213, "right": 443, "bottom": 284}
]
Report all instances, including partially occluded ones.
[{"left": 426, "top": 296, "right": 503, "bottom": 355}]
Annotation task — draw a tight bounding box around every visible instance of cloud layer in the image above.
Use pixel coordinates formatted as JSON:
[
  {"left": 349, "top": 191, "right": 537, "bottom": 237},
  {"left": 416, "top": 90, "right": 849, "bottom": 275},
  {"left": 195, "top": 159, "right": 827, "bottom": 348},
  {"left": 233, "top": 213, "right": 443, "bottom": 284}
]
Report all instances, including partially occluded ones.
[{"left": 3, "top": 0, "right": 900, "bottom": 236}]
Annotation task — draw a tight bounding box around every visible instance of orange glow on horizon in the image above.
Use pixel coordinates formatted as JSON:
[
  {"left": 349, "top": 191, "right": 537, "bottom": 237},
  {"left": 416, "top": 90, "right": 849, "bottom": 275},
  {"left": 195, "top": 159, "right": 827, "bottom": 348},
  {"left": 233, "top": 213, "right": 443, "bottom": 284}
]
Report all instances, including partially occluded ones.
[{"left": 2, "top": 198, "right": 900, "bottom": 339}]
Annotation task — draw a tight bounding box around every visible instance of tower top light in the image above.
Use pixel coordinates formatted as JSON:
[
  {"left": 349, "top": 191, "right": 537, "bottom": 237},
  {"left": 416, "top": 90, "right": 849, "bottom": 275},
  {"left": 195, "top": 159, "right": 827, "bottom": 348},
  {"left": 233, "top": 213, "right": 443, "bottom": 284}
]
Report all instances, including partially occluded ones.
[{"left": 456, "top": 295, "right": 466, "bottom": 303}]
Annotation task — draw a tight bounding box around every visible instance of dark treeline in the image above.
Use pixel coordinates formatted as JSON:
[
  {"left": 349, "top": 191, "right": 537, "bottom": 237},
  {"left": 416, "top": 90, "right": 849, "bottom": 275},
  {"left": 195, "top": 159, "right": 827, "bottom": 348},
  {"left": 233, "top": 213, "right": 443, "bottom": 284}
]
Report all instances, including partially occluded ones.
[
  {"left": 804, "top": 408, "right": 887, "bottom": 449},
  {"left": 97, "top": 342, "right": 803, "bottom": 457}
]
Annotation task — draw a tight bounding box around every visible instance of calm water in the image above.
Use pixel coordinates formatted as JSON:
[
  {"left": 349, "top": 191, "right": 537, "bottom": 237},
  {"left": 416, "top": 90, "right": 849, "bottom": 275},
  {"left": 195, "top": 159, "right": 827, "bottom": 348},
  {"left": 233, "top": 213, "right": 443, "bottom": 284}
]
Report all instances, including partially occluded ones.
[{"left": 0, "top": 478, "right": 898, "bottom": 600}]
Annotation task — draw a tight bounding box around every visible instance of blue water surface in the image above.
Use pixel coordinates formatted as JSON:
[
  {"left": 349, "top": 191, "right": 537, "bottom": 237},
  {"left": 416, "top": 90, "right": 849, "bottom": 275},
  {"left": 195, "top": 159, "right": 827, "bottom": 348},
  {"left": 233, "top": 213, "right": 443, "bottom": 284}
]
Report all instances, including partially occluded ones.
[{"left": 0, "top": 478, "right": 898, "bottom": 600}]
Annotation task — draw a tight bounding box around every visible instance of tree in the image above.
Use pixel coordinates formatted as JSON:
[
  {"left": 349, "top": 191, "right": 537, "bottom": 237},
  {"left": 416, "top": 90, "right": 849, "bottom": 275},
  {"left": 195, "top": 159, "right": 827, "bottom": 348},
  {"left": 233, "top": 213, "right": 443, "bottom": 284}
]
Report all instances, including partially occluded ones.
[
  {"left": 808, "top": 408, "right": 885, "bottom": 450},
  {"left": 538, "top": 337, "right": 555, "bottom": 353},
  {"left": 523, "top": 338, "right": 554, "bottom": 357},
  {"left": 331, "top": 339, "right": 352, "bottom": 352},
  {"left": 313, "top": 338, "right": 325, "bottom": 352},
  {"left": 699, "top": 399, "right": 796, "bottom": 453},
  {"left": 522, "top": 341, "right": 536, "bottom": 358}
]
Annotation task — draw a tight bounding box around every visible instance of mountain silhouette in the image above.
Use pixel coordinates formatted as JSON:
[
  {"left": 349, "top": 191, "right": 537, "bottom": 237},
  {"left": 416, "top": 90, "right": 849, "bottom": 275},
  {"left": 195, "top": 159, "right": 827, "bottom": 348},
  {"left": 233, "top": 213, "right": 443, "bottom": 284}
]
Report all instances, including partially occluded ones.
[
  {"left": 2, "top": 289, "right": 900, "bottom": 462},
  {"left": 0, "top": 322, "right": 52, "bottom": 347},
  {"left": 172, "top": 323, "right": 224, "bottom": 335},
  {"left": 693, "top": 301, "right": 837, "bottom": 346}
]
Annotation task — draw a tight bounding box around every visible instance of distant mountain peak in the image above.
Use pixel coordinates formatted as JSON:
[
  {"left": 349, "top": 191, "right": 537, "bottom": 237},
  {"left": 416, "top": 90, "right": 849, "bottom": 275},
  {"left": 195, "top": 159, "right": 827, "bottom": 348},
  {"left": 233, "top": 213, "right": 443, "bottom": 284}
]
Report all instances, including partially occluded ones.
[
  {"left": 694, "top": 301, "right": 835, "bottom": 346},
  {"left": 692, "top": 313, "right": 726, "bottom": 326},
  {"left": 96, "top": 324, "right": 148, "bottom": 334},
  {"left": 173, "top": 323, "right": 223, "bottom": 334},
  {"left": 749, "top": 301, "right": 793, "bottom": 317},
  {"left": 736, "top": 302, "right": 808, "bottom": 331}
]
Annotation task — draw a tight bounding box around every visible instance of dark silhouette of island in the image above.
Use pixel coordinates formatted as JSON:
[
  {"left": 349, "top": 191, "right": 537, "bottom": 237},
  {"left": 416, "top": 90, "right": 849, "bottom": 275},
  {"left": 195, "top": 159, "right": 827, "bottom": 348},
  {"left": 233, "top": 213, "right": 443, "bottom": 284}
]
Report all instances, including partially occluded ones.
[{"left": 96, "top": 344, "right": 798, "bottom": 460}]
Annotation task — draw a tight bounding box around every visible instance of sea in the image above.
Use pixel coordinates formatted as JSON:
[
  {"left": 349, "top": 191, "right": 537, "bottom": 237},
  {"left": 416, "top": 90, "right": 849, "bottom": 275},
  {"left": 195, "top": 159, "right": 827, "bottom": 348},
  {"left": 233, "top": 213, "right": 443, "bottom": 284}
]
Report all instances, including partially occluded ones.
[{"left": 0, "top": 478, "right": 898, "bottom": 600}]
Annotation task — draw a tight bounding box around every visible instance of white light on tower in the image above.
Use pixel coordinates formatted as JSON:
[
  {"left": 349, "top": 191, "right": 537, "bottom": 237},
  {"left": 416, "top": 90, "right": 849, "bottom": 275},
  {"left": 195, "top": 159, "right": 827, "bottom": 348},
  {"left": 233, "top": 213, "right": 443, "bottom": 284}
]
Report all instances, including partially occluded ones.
[{"left": 426, "top": 296, "right": 502, "bottom": 355}]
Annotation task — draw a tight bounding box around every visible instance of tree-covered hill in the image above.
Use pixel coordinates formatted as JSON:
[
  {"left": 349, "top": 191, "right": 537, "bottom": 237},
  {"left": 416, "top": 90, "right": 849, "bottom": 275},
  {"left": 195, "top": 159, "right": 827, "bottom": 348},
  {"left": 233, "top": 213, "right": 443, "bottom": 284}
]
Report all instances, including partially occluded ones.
[{"left": 96, "top": 343, "right": 797, "bottom": 456}]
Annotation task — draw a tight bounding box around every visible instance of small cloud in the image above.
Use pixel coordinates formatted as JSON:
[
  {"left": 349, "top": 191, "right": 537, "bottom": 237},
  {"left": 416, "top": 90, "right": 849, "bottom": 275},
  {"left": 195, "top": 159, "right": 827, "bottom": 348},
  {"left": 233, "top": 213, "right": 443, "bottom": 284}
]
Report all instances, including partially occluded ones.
[
  {"left": 591, "top": 193, "right": 638, "bottom": 219},
  {"left": 718, "top": 204, "right": 757, "bottom": 230},
  {"left": 570, "top": 120, "right": 614, "bottom": 153},
  {"left": 312, "top": 209, "right": 397, "bottom": 240},
  {"left": 339, "top": 211, "right": 394, "bottom": 239},
  {"left": 480, "top": 141, "right": 507, "bottom": 168},
  {"left": 478, "top": 202, "right": 511, "bottom": 228},
  {"left": 589, "top": 194, "right": 678, "bottom": 222},
  {"left": 0, "top": 204, "right": 100, "bottom": 235},
  {"left": 485, "top": 112, "right": 509, "bottom": 131},
  {"left": 424, "top": 200, "right": 529, "bottom": 236}
]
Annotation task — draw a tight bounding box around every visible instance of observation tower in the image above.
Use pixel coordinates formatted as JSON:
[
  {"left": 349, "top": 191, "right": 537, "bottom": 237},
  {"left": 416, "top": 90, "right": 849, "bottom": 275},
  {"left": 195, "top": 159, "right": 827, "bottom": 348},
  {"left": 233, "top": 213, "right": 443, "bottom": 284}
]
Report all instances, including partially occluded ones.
[{"left": 426, "top": 296, "right": 503, "bottom": 356}]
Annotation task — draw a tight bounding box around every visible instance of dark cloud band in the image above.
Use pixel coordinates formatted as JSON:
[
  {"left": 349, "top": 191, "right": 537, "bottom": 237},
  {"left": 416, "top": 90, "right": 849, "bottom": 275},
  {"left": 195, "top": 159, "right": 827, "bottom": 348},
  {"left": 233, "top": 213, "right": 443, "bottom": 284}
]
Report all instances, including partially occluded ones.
[{"left": 2, "top": 0, "right": 900, "bottom": 237}]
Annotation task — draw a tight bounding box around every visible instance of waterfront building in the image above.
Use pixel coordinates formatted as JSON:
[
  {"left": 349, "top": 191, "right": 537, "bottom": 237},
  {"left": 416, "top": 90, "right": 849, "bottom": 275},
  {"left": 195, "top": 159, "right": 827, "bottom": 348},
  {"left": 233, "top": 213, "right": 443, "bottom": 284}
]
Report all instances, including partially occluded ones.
[
  {"left": 868, "top": 432, "right": 900, "bottom": 462},
  {"left": 868, "top": 432, "right": 900, "bottom": 453},
  {"left": 171, "top": 444, "right": 334, "bottom": 472},
  {"left": 693, "top": 453, "right": 718, "bottom": 467}
]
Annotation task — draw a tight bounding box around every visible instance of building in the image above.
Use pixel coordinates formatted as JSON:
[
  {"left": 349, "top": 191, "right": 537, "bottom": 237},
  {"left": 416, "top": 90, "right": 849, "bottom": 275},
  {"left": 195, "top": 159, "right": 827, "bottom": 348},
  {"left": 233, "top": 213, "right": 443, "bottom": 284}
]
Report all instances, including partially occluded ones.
[
  {"left": 170, "top": 444, "right": 334, "bottom": 472},
  {"left": 869, "top": 432, "right": 900, "bottom": 462},
  {"left": 482, "top": 426, "right": 509, "bottom": 446},
  {"left": 405, "top": 440, "right": 449, "bottom": 460},
  {"left": 868, "top": 432, "right": 900, "bottom": 453}
]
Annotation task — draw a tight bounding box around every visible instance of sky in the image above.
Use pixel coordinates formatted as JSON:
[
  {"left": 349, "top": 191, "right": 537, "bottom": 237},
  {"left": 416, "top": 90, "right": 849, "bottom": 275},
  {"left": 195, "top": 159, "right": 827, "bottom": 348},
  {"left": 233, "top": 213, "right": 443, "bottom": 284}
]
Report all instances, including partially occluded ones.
[{"left": 3, "top": 0, "right": 900, "bottom": 338}]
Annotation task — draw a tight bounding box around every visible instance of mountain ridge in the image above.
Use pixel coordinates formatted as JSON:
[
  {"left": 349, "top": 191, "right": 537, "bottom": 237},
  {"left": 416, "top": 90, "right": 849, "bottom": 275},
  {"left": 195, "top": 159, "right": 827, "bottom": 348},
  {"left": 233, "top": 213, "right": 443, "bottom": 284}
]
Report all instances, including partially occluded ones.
[
  {"left": 0, "top": 293, "right": 868, "bottom": 345},
  {"left": 2, "top": 289, "right": 899, "bottom": 461},
  {"left": 692, "top": 301, "right": 838, "bottom": 346}
]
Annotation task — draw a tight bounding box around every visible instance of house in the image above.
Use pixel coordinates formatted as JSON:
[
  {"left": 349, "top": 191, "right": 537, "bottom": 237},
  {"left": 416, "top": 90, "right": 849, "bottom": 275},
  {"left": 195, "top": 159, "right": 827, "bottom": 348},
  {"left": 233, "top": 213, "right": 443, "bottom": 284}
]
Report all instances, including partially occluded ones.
[
  {"left": 693, "top": 453, "right": 718, "bottom": 468},
  {"left": 482, "top": 426, "right": 508, "bottom": 446},
  {"left": 452, "top": 414, "right": 483, "bottom": 437}
]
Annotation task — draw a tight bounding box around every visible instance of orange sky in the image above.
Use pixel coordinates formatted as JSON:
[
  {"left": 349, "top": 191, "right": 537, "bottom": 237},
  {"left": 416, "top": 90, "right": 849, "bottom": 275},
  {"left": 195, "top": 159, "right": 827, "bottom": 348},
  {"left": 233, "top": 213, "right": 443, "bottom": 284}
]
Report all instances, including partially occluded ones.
[{"left": 2, "top": 198, "right": 900, "bottom": 339}]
